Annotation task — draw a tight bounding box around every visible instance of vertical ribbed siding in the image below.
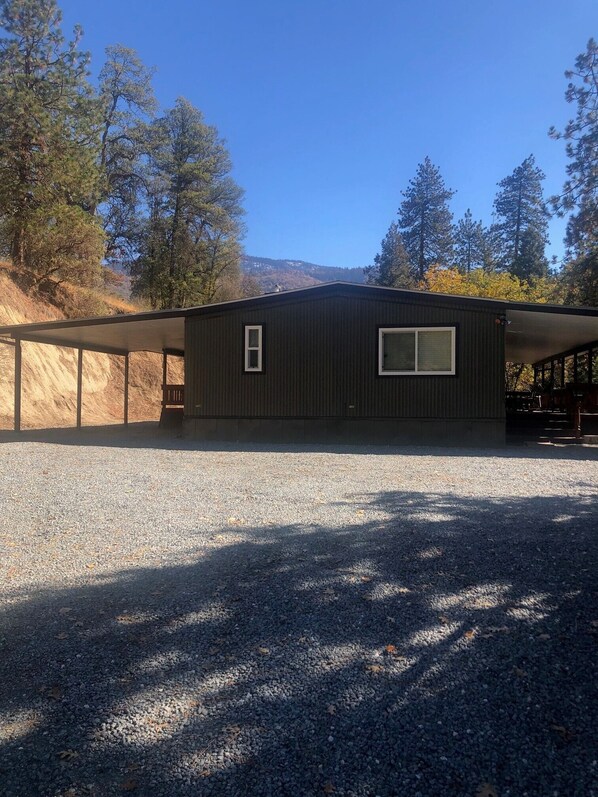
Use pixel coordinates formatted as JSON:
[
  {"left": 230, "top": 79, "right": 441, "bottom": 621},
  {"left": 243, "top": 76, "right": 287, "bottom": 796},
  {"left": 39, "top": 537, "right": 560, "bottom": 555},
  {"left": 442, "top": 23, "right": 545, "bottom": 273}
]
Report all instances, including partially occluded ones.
[{"left": 185, "top": 293, "right": 505, "bottom": 420}]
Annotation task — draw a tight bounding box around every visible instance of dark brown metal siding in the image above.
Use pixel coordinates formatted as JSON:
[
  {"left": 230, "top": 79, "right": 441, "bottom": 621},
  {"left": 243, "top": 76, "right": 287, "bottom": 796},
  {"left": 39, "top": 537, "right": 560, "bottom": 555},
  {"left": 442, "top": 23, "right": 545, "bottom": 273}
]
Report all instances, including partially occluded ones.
[{"left": 185, "top": 294, "right": 505, "bottom": 420}]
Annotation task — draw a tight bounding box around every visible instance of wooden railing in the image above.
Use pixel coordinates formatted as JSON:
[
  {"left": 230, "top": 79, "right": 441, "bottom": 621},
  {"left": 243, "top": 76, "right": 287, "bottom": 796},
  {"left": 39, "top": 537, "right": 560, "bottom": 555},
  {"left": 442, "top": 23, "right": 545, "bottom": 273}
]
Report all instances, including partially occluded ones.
[{"left": 162, "top": 384, "right": 184, "bottom": 407}]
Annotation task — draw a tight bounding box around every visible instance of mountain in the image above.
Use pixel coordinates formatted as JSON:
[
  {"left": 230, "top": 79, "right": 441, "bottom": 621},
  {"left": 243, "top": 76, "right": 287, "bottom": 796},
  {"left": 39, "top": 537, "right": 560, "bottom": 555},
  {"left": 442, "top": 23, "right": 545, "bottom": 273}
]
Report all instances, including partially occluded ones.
[{"left": 242, "top": 255, "right": 365, "bottom": 293}]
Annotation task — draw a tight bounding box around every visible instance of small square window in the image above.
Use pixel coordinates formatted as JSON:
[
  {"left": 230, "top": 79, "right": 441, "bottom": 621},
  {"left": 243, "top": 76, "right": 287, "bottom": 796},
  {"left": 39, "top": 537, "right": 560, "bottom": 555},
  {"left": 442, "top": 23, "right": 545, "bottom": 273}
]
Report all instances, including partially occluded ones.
[{"left": 244, "top": 325, "right": 263, "bottom": 372}]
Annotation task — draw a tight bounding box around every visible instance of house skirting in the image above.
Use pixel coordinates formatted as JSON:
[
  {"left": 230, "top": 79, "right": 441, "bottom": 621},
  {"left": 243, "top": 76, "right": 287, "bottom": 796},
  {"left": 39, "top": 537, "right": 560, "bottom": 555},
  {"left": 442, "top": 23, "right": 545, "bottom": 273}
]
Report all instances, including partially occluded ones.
[{"left": 183, "top": 417, "right": 505, "bottom": 447}]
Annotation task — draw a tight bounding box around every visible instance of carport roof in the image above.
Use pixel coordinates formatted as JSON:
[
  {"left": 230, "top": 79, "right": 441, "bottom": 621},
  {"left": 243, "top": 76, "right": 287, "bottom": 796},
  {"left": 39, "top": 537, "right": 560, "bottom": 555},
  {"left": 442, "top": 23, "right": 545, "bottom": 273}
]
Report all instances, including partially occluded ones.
[{"left": 0, "top": 281, "right": 596, "bottom": 363}]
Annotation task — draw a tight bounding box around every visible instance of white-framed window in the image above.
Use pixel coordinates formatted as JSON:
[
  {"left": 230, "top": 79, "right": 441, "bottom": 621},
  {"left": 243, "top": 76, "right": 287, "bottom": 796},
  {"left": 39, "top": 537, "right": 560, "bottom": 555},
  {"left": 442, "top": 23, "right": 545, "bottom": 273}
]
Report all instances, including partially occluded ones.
[
  {"left": 378, "top": 327, "right": 456, "bottom": 375},
  {"left": 244, "top": 325, "right": 263, "bottom": 372}
]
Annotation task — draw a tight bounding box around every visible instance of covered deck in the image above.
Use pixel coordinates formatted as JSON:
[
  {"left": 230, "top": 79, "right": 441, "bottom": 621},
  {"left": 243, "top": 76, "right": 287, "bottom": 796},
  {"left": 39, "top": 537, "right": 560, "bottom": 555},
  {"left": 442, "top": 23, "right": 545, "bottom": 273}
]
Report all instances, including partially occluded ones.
[{"left": 505, "top": 305, "right": 598, "bottom": 440}]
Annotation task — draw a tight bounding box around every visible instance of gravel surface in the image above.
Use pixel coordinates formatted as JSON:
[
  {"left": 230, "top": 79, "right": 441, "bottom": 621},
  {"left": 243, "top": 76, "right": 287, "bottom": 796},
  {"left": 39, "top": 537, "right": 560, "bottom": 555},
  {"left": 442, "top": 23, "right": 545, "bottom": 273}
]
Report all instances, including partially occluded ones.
[{"left": 0, "top": 425, "right": 597, "bottom": 797}]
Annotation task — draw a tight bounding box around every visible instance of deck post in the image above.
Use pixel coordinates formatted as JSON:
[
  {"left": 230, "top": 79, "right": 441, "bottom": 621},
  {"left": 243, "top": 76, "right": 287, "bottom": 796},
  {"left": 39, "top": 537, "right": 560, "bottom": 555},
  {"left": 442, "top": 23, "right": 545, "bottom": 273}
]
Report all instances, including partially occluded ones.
[
  {"left": 14, "top": 337, "right": 21, "bottom": 432},
  {"left": 76, "top": 348, "right": 83, "bottom": 429},
  {"left": 162, "top": 351, "right": 168, "bottom": 392},
  {"left": 124, "top": 353, "right": 129, "bottom": 427}
]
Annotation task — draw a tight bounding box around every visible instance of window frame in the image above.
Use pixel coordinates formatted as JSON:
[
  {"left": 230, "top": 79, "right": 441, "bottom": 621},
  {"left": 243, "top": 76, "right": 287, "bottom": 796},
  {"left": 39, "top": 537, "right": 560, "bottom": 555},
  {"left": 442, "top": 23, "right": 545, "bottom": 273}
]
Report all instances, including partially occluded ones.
[
  {"left": 378, "top": 326, "right": 456, "bottom": 376},
  {"left": 244, "top": 324, "right": 263, "bottom": 372}
]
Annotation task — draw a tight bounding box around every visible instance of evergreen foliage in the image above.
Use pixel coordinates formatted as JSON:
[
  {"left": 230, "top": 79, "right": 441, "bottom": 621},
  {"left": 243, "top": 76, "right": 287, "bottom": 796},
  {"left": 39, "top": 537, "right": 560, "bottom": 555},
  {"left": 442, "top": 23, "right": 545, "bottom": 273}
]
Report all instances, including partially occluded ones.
[
  {"left": 97, "top": 44, "right": 156, "bottom": 265},
  {"left": 549, "top": 38, "right": 597, "bottom": 306},
  {"left": 493, "top": 155, "right": 549, "bottom": 277},
  {"left": 559, "top": 250, "right": 598, "bottom": 307},
  {"left": 453, "top": 209, "right": 486, "bottom": 273},
  {"left": 512, "top": 226, "right": 549, "bottom": 280},
  {"left": 397, "top": 157, "right": 455, "bottom": 280},
  {"left": 130, "top": 98, "right": 244, "bottom": 309},
  {"left": 479, "top": 223, "right": 503, "bottom": 272},
  {"left": 0, "top": 0, "right": 104, "bottom": 285},
  {"left": 365, "top": 222, "right": 415, "bottom": 288}
]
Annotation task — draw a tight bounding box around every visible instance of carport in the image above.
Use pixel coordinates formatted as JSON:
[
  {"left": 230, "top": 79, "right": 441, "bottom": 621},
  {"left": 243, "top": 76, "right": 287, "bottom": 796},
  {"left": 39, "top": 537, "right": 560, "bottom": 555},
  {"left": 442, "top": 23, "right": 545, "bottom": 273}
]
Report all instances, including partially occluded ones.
[{"left": 0, "top": 307, "right": 187, "bottom": 432}]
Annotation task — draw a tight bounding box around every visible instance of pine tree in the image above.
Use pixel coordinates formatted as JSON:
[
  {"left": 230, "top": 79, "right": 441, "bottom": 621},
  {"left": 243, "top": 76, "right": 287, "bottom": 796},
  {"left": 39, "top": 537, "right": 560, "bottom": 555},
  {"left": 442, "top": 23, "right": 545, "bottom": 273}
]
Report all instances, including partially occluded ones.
[
  {"left": 493, "top": 155, "right": 550, "bottom": 275},
  {"left": 512, "top": 226, "right": 549, "bottom": 280},
  {"left": 97, "top": 44, "right": 156, "bottom": 266},
  {"left": 453, "top": 209, "right": 486, "bottom": 273},
  {"left": 549, "top": 38, "right": 597, "bottom": 306},
  {"left": 480, "top": 222, "right": 503, "bottom": 272},
  {"left": 0, "top": 0, "right": 103, "bottom": 284},
  {"left": 549, "top": 38, "right": 597, "bottom": 257},
  {"left": 397, "top": 157, "right": 455, "bottom": 280},
  {"left": 365, "top": 221, "right": 415, "bottom": 288},
  {"left": 131, "top": 98, "right": 245, "bottom": 309}
]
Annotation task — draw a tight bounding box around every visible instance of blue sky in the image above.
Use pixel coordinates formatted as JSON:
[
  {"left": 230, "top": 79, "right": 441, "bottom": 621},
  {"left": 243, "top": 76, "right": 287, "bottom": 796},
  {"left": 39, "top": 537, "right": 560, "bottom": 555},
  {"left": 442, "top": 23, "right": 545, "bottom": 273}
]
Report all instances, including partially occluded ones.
[{"left": 61, "top": 0, "right": 595, "bottom": 269}]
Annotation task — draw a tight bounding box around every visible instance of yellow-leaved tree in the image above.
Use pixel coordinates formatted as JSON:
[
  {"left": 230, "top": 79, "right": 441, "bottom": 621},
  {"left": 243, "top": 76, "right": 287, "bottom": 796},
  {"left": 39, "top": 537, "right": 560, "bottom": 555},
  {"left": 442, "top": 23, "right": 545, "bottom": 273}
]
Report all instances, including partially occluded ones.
[{"left": 423, "top": 266, "right": 563, "bottom": 389}]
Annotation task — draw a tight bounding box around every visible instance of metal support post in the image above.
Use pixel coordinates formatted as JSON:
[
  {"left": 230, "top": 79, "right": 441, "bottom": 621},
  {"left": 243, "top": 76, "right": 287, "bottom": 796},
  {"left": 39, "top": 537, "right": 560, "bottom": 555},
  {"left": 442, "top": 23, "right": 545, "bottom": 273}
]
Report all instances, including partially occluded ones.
[
  {"left": 124, "top": 353, "right": 129, "bottom": 427},
  {"left": 14, "top": 338, "right": 21, "bottom": 432},
  {"left": 76, "top": 348, "right": 83, "bottom": 429}
]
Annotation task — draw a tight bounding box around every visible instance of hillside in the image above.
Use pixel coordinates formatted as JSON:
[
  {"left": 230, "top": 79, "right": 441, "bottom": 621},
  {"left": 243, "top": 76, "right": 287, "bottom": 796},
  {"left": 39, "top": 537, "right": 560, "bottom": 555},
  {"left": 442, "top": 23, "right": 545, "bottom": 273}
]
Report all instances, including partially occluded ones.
[
  {"left": 0, "top": 266, "right": 182, "bottom": 431},
  {"left": 242, "top": 255, "right": 365, "bottom": 292}
]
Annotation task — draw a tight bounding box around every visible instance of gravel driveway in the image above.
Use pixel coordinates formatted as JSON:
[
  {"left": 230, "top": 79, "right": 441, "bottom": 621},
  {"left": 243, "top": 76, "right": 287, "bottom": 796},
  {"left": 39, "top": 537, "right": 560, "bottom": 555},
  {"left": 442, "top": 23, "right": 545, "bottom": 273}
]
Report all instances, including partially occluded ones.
[{"left": 0, "top": 426, "right": 597, "bottom": 797}]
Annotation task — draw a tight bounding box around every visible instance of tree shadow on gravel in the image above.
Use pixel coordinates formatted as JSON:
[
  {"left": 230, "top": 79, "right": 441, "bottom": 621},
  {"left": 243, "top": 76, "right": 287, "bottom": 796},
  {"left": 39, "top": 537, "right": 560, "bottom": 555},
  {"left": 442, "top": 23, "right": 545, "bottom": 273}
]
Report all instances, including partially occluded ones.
[{"left": 1, "top": 491, "right": 597, "bottom": 797}]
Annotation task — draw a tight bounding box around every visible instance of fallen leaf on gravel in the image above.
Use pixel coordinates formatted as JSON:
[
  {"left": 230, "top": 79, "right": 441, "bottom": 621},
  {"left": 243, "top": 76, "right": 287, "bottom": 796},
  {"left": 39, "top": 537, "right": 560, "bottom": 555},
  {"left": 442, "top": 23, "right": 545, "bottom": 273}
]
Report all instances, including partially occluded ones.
[
  {"left": 550, "top": 724, "right": 576, "bottom": 742},
  {"left": 55, "top": 632, "right": 69, "bottom": 640},
  {"left": 537, "top": 633, "right": 551, "bottom": 641},
  {"left": 327, "top": 704, "right": 336, "bottom": 715},
  {"left": 121, "top": 778, "right": 138, "bottom": 791},
  {"left": 258, "top": 647, "right": 270, "bottom": 655},
  {"left": 85, "top": 563, "right": 95, "bottom": 570},
  {"left": 323, "top": 783, "right": 335, "bottom": 794},
  {"left": 513, "top": 667, "right": 528, "bottom": 678},
  {"left": 476, "top": 784, "right": 497, "bottom": 797},
  {"left": 59, "top": 607, "right": 72, "bottom": 615},
  {"left": 464, "top": 629, "right": 475, "bottom": 639},
  {"left": 438, "top": 614, "right": 450, "bottom": 624},
  {"left": 208, "top": 647, "right": 220, "bottom": 656},
  {"left": 366, "top": 664, "right": 383, "bottom": 673},
  {"left": 58, "top": 749, "right": 78, "bottom": 761},
  {"left": 481, "top": 626, "right": 509, "bottom": 638},
  {"left": 227, "top": 517, "right": 244, "bottom": 526},
  {"left": 355, "top": 509, "right": 365, "bottom": 516},
  {"left": 360, "top": 576, "right": 372, "bottom": 583},
  {"left": 385, "top": 644, "right": 397, "bottom": 653}
]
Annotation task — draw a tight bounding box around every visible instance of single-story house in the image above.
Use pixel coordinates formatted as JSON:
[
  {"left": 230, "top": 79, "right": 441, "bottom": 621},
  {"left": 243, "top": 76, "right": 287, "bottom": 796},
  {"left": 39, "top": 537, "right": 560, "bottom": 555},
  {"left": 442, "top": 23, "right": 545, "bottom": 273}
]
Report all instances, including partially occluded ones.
[{"left": 1, "top": 282, "right": 597, "bottom": 445}]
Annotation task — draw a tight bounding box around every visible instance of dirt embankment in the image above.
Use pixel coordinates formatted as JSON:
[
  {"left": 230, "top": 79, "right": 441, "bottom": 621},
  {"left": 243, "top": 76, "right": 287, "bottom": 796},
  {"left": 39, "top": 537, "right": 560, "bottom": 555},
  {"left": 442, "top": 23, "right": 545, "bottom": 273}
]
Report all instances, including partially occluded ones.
[{"left": 0, "top": 269, "right": 182, "bottom": 430}]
